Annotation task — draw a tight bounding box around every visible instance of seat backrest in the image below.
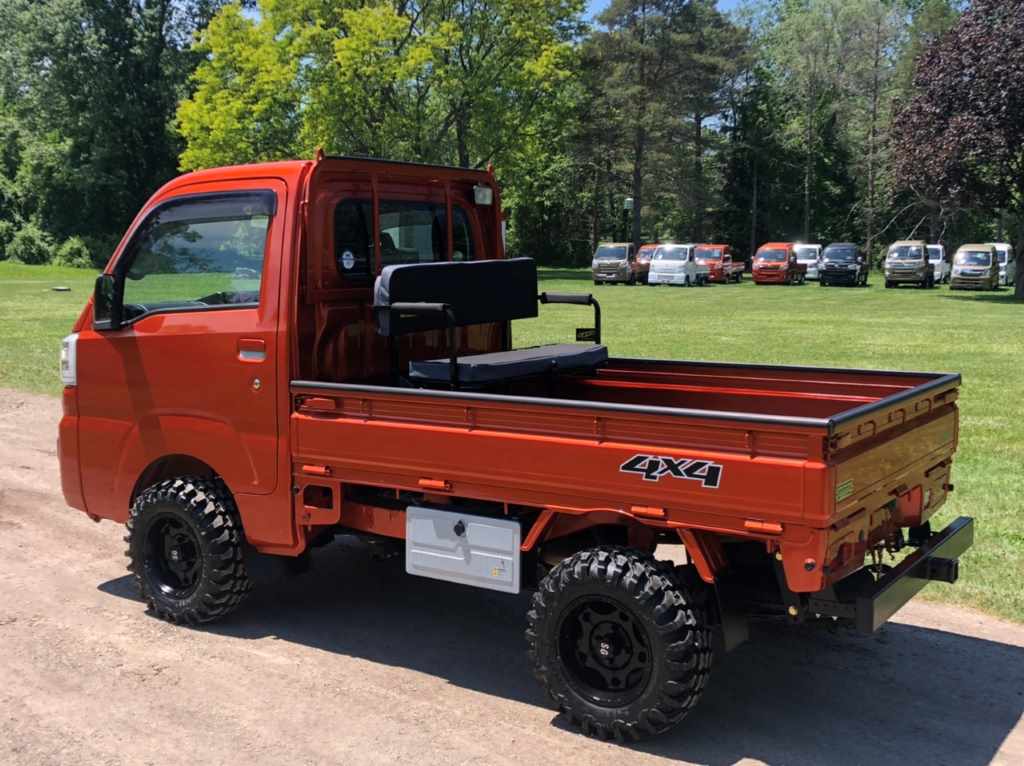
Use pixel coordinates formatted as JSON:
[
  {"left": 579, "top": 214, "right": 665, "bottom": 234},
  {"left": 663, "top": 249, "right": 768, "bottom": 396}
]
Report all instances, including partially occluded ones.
[{"left": 374, "top": 257, "right": 538, "bottom": 335}]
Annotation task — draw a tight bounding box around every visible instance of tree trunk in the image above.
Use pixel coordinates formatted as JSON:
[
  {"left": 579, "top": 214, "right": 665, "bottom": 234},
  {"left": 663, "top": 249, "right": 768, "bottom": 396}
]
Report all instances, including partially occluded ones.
[
  {"left": 1016, "top": 216, "right": 1024, "bottom": 301},
  {"left": 803, "top": 83, "right": 814, "bottom": 242},
  {"left": 749, "top": 158, "right": 758, "bottom": 258},
  {"left": 455, "top": 105, "right": 470, "bottom": 168},
  {"left": 865, "top": 15, "right": 882, "bottom": 262},
  {"left": 693, "top": 113, "right": 704, "bottom": 243},
  {"left": 631, "top": 123, "right": 645, "bottom": 250}
]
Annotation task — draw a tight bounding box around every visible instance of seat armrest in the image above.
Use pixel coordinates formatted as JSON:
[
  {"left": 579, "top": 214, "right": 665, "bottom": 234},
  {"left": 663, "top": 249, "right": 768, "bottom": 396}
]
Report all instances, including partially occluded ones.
[
  {"left": 537, "top": 292, "right": 601, "bottom": 344},
  {"left": 538, "top": 292, "right": 593, "bottom": 306}
]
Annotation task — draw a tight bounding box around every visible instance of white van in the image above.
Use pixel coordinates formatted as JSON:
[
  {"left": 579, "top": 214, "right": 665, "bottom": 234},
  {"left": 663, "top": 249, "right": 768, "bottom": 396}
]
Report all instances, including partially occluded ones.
[
  {"left": 794, "top": 244, "right": 822, "bottom": 280},
  {"left": 927, "top": 244, "right": 950, "bottom": 283},
  {"left": 988, "top": 243, "right": 1017, "bottom": 286},
  {"left": 648, "top": 243, "right": 706, "bottom": 286}
]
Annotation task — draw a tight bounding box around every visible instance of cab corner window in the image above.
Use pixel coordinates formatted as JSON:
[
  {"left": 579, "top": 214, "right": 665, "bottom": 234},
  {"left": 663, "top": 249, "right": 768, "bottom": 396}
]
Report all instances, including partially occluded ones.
[{"left": 120, "top": 192, "right": 274, "bottom": 319}]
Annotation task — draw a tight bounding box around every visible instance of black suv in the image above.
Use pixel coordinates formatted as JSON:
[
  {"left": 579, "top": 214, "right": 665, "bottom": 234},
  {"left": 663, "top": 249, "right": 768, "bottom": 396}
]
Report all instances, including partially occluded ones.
[{"left": 820, "top": 243, "right": 869, "bottom": 287}]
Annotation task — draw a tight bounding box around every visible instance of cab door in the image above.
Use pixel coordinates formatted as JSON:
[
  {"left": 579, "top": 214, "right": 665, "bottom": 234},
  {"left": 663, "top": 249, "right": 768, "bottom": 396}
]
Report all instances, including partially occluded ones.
[{"left": 76, "top": 180, "right": 287, "bottom": 520}]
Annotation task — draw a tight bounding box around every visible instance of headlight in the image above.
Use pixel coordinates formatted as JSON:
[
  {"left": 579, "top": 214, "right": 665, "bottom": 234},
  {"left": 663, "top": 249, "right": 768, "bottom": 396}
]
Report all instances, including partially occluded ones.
[{"left": 60, "top": 333, "right": 79, "bottom": 386}]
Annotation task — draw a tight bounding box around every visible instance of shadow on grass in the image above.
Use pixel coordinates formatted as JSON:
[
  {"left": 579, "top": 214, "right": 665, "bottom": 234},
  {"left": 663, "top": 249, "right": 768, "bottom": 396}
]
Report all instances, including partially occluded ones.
[
  {"left": 939, "top": 289, "right": 1022, "bottom": 304},
  {"left": 99, "top": 540, "right": 1023, "bottom": 765},
  {"left": 538, "top": 268, "right": 592, "bottom": 282}
]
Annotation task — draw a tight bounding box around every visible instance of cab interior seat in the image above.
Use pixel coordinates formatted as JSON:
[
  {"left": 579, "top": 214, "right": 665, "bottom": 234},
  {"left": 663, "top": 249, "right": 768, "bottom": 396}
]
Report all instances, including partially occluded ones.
[{"left": 373, "top": 257, "right": 606, "bottom": 389}]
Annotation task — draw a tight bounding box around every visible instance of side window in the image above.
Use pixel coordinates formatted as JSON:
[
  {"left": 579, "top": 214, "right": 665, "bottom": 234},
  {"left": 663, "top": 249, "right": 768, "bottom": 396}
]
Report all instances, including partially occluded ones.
[
  {"left": 452, "top": 206, "right": 475, "bottom": 262},
  {"left": 120, "top": 192, "right": 274, "bottom": 318},
  {"left": 334, "top": 199, "right": 373, "bottom": 283}
]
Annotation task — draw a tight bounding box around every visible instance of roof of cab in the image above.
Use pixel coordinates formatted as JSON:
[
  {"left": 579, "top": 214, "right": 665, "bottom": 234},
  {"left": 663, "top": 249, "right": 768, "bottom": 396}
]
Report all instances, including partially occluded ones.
[
  {"left": 890, "top": 240, "right": 927, "bottom": 247},
  {"left": 757, "top": 242, "right": 793, "bottom": 250},
  {"left": 956, "top": 243, "right": 995, "bottom": 252}
]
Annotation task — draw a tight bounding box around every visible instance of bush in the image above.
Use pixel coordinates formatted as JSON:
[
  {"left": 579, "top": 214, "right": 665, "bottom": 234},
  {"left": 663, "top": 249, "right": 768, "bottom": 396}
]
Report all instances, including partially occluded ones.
[
  {"left": 7, "top": 223, "right": 55, "bottom": 264},
  {"left": 0, "top": 219, "right": 15, "bottom": 260},
  {"left": 55, "top": 236, "right": 94, "bottom": 268}
]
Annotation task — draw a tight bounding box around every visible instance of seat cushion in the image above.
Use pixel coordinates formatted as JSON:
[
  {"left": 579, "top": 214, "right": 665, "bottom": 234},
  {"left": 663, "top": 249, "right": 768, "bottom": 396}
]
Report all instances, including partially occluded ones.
[{"left": 409, "top": 343, "right": 608, "bottom": 385}]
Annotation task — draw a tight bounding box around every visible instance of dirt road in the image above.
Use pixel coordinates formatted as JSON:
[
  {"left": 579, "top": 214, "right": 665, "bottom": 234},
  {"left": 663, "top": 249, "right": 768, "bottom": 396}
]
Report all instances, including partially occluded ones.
[{"left": 1, "top": 388, "right": 1021, "bottom": 766}]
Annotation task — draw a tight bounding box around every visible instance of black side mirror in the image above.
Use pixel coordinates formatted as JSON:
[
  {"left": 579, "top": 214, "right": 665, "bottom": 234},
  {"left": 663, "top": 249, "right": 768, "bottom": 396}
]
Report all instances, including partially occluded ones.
[{"left": 93, "top": 274, "right": 123, "bottom": 331}]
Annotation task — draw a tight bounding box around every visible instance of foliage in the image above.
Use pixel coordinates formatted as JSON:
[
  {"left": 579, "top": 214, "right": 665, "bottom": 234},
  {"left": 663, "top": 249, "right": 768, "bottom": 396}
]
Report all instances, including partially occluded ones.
[
  {"left": 7, "top": 222, "right": 55, "bottom": 264},
  {"left": 891, "top": 0, "right": 1024, "bottom": 248},
  {"left": 0, "top": 219, "right": 16, "bottom": 260},
  {"left": 54, "top": 236, "right": 94, "bottom": 269},
  {"left": 0, "top": 0, "right": 1017, "bottom": 270}
]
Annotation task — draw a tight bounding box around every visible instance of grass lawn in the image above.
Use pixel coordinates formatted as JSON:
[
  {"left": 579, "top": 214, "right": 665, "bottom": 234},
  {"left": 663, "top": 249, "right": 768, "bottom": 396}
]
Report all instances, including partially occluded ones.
[{"left": 2, "top": 260, "right": 1022, "bottom": 621}]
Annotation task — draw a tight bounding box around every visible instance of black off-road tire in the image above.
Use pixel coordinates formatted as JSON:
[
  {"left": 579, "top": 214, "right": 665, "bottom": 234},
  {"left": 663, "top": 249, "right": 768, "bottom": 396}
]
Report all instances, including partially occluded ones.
[
  {"left": 526, "top": 547, "right": 713, "bottom": 741},
  {"left": 126, "top": 476, "right": 250, "bottom": 625}
]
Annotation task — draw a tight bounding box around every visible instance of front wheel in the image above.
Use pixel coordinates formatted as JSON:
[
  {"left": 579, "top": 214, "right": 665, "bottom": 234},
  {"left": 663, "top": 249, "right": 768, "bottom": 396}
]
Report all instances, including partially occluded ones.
[
  {"left": 126, "top": 476, "right": 250, "bottom": 625},
  {"left": 526, "top": 547, "right": 713, "bottom": 741}
]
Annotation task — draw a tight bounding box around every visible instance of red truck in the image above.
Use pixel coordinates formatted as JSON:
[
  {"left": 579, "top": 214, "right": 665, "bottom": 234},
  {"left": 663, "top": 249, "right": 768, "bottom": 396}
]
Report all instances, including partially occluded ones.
[
  {"left": 59, "top": 156, "right": 972, "bottom": 742},
  {"left": 695, "top": 244, "right": 742, "bottom": 283},
  {"left": 753, "top": 242, "right": 807, "bottom": 285}
]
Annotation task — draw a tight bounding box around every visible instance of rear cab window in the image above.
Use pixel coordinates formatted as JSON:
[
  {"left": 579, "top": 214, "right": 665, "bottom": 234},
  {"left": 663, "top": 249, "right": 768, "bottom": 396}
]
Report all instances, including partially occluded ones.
[{"left": 333, "top": 199, "right": 479, "bottom": 287}]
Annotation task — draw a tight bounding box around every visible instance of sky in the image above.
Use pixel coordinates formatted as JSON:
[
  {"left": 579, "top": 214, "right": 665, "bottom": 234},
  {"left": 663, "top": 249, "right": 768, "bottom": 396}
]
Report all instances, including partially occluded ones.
[{"left": 586, "top": 0, "right": 742, "bottom": 21}]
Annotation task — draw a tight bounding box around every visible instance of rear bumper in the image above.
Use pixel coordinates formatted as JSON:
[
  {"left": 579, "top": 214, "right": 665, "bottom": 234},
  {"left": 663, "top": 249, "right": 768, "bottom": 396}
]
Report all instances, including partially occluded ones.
[
  {"left": 821, "top": 270, "right": 859, "bottom": 285},
  {"left": 593, "top": 272, "right": 631, "bottom": 283},
  {"left": 649, "top": 270, "right": 690, "bottom": 285},
  {"left": 810, "top": 516, "right": 974, "bottom": 633},
  {"left": 951, "top": 276, "right": 993, "bottom": 289},
  {"left": 886, "top": 272, "right": 927, "bottom": 283}
]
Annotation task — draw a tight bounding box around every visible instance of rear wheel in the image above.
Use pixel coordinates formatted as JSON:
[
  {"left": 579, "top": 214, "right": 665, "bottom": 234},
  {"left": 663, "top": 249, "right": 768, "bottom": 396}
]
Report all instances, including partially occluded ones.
[
  {"left": 885, "top": 280, "right": 894, "bottom": 288},
  {"left": 126, "top": 476, "right": 250, "bottom": 625},
  {"left": 526, "top": 547, "right": 713, "bottom": 741}
]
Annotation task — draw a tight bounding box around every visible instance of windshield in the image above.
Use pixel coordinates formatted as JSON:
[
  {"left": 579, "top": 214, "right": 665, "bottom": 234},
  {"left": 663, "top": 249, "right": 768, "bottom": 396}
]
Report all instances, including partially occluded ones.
[
  {"left": 794, "top": 246, "right": 819, "bottom": 261},
  {"left": 757, "top": 249, "right": 787, "bottom": 262},
  {"left": 594, "top": 246, "right": 625, "bottom": 261},
  {"left": 653, "top": 245, "right": 689, "bottom": 261},
  {"left": 695, "top": 247, "right": 722, "bottom": 261},
  {"left": 888, "top": 245, "right": 925, "bottom": 261},
  {"left": 956, "top": 251, "right": 992, "bottom": 266},
  {"left": 927, "top": 246, "right": 943, "bottom": 262},
  {"left": 823, "top": 247, "right": 857, "bottom": 262}
]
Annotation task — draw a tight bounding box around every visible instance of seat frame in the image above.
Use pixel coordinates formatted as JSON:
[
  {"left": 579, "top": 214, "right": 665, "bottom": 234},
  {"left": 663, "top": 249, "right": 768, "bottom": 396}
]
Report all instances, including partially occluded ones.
[{"left": 375, "top": 258, "right": 602, "bottom": 389}]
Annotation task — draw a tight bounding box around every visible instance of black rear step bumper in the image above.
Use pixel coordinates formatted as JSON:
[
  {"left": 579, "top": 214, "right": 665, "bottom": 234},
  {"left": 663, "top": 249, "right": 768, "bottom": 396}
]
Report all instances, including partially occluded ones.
[{"left": 809, "top": 516, "right": 974, "bottom": 633}]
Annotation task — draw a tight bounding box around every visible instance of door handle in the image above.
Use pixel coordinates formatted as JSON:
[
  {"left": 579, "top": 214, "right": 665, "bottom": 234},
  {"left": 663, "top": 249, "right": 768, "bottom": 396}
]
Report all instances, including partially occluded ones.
[{"left": 237, "top": 338, "right": 266, "bottom": 362}]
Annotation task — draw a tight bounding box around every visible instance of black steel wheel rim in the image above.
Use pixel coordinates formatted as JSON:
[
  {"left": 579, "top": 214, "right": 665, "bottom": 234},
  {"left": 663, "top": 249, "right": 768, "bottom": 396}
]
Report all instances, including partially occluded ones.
[
  {"left": 144, "top": 513, "right": 203, "bottom": 599},
  {"left": 557, "top": 595, "right": 653, "bottom": 707}
]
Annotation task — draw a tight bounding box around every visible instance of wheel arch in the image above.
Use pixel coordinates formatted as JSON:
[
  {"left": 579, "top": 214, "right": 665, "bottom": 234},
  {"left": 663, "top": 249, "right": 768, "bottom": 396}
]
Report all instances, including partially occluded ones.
[{"left": 130, "top": 454, "right": 222, "bottom": 507}]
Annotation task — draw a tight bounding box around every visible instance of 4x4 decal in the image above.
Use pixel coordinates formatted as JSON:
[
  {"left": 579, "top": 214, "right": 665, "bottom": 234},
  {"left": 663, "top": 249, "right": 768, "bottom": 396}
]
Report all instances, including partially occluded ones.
[{"left": 620, "top": 454, "right": 723, "bottom": 489}]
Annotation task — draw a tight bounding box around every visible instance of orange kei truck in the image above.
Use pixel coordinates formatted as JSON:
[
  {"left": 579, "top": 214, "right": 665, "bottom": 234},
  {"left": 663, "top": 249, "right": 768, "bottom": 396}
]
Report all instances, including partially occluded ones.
[{"left": 59, "top": 156, "right": 973, "bottom": 742}]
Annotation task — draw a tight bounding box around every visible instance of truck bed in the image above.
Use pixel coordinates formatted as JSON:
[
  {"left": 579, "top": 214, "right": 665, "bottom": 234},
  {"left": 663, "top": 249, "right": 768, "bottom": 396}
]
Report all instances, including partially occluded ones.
[{"left": 290, "top": 358, "right": 960, "bottom": 592}]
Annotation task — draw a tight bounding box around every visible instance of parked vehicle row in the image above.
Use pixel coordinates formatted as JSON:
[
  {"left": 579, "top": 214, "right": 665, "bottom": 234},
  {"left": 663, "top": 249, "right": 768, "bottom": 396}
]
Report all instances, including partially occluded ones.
[{"left": 591, "top": 238, "right": 1015, "bottom": 291}]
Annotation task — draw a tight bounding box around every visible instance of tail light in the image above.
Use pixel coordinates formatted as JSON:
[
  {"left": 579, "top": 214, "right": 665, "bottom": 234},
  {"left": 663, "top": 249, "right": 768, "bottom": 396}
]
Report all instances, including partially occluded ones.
[{"left": 60, "top": 333, "right": 79, "bottom": 386}]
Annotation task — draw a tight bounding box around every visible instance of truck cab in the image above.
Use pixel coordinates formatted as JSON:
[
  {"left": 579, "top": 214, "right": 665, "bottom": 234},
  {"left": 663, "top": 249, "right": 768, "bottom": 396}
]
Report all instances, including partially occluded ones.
[
  {"left": 951, "top": 243, "right": 999, "bottom": 290},
  {"left": 794, "top": 243, "right": 822, "bottom": 280},
  {"left": 987, "top": 242, "right": 1017, "bottom": 287},
  {"left": 591, "top": 241, "right": 637, "bottom": 285},
  {"left": 819, "top": 242, "right": 868, "bottom": 287},
  {"left": 695, "top": 244, "right": 741, "bottom": 283},
  {"left": 647, "top": 243, "right": 704, "bottom": 286},
  {"left": 753, "top": 242, "right": 805, "bottom": 284},
  {"left": 58, "top": 156, "right": 973, "bottom": 742},
  {"left": 634, "top": 243, "right": 658, "bottom": 284},
  {"left": 884, "top": 240, "right": 933, "bottom": 289},
  {"left": 928, "top": 244, "right": 950, "bottom": 284}
]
